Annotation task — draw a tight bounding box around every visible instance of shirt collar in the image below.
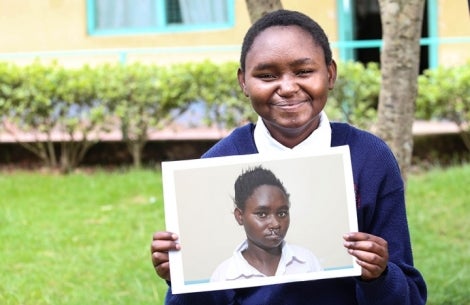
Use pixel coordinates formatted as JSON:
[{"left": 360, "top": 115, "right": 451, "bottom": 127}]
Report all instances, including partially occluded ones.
[
  {"left": 224, "top": 240, "right": 307, "bottom": 280},
  {"left": 225, "top": 241, "right": 263, "bottom": 280},
  {"left": 254, "top": 111, "right": 332, "bottom": 153}
]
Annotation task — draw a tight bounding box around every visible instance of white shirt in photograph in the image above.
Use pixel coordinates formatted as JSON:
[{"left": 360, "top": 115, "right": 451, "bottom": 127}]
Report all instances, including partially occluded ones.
[{"left": 210, "top": 240, "right": 322, "bottom": 282}]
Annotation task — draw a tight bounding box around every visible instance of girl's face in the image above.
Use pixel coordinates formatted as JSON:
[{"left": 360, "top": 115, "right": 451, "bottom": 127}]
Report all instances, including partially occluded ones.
[
  {"left": 238, "top": 25, "right": 336, "bottom": 147},
  {"left": 235, "top": 185, "right": 290, "bottom": 252}
]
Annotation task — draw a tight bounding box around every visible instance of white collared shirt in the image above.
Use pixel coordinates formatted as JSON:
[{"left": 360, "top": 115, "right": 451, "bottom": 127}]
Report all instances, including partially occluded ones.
[
  {"left": 253, "top": 111, "right": 332, "bottom": 153},
  {"left": 210, "top": 240, "right": 322, "bottom": 282}
]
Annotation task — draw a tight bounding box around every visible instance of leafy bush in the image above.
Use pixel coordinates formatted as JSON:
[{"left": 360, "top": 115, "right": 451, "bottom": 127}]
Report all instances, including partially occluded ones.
[
  {"left": 95, "top": 62, "right": 196, "bottom": 168},
  {"left": 1, "top": 60, "right": 468, "bottom": 171},
  {"left": 327, "top": 61, "right": 381, "bottom": 129},
  {"left": 188, "top": 60, "right": 254, "bottom": 128},
  {"left": 0, "top": 60, "right": 252, "bottom": 171},
  {"left": 0, "top": 62, "right": 22, "bottom": 106},
  {"left": 417, "top": 62, "right": 470, "bottom": 151},
  {"left": 0, "top": 61, "right": 106, "bottom": 173}
]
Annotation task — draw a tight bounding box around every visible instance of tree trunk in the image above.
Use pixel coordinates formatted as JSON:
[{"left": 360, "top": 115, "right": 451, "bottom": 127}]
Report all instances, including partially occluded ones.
[
  {"left": 131, "top": 141, "right": 142, "bottom": 169},
  {"left": 244, "top": 0, "right": 283, "bottom": 23},
  {"left": 376, "top": 0, "right": 425, "bottom": 182}
]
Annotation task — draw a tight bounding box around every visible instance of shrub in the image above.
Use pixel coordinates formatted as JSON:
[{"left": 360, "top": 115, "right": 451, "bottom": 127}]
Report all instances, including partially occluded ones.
[
  {"left": 95, "top": 62, "right": 196, "bottom": 168},
  {"left": 326, "top": 61, "right": 381, "bottom": 129},
  {"left": 417, "top": 62, "right": 470, "bottom": 151},
  {"left": 0, "top": 61, "right": 105, "bottom": 173},
  {"left": 1, "top": 60, "right": 468, "bottom": 171}
]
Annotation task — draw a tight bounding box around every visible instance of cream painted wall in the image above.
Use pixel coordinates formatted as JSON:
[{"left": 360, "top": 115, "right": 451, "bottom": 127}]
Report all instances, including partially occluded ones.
[
  {"left": 437, "top": 0, "right": 470, "bottom": 66},
  {"left": 0, "top": 0, "right": 468, "bottom": 67},
  {"left": 0, "top": 0, "right": 246, "bottom": 51},
  {"left": 0, "top": 0, "right": 337, "bottom": 66},
  {"left": 286, "top": 0, "right": 339, "bottom": 61}
]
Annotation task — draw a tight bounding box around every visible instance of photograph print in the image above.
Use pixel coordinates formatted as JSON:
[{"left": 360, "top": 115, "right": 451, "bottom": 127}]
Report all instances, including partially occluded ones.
[{"left": 162, "top": 145, "right": 360, "bottom": 294}]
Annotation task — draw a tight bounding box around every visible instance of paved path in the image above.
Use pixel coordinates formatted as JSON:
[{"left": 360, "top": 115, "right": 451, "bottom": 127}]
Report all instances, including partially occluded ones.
[
  {"left": 0, "top": 120, "right": 461, "bottom": 143},
  {"left": 412, "top": 120, "right": 460, "bottom": 135}
]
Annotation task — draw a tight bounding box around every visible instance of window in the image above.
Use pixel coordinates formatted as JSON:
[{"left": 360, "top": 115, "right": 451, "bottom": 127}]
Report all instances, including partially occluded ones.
[
  {"left": 87, "top": 0, "right": 234, "bottom": 35},
  {"left": 336, "top": 0, "right": 435, "bottom": 71}
]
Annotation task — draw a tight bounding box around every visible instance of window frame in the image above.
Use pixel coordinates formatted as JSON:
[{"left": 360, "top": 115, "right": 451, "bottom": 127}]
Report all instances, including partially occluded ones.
[
  {"left": 86, "top": 0, "right": 235, "bottom": 36},
  {"left": 335, "top": 0, "right": 439, "bottom": 68}
]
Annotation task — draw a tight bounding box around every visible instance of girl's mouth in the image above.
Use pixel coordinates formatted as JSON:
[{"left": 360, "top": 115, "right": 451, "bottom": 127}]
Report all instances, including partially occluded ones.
[
  {"left": 266, "top": 229, "right": 281, "bottom": 237},
  {"left": 273, "top": 100, "right": 307, "bottom": 111}
]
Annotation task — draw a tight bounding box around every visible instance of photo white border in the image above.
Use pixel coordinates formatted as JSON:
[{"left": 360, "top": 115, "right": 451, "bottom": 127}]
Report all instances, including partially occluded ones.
[{"left": 162, "top": 145, "right": 360, "bottom": 294}]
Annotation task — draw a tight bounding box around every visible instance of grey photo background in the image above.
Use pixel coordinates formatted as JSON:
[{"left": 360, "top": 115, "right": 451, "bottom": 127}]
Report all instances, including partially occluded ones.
[{"left": 170, "top": 153, "right": 355, "bottom": 282}]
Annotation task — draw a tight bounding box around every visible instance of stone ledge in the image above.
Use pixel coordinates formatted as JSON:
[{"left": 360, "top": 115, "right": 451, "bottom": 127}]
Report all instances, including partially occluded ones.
[{"left": 0, "top": 120, "right": 461, "bottom": 143}]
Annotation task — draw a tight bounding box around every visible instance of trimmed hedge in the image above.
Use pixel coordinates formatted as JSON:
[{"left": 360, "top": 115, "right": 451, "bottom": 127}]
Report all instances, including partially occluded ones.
[
  {"left": 0, "top": 60, "right": 468, "bottom": 171},
  {"left": 327, "top": 61, "right": 380, "bottom": 130},
  {"left": 417, "top": 63, "right": 470, "bottom": 151}
]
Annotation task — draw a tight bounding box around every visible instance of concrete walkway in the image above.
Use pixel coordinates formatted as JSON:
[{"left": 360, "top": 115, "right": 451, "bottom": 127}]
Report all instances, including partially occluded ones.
[
  {"left": 0, "top": 120, "right": 461, "bottom": 143},
  {"left": 412, "top": 120, "right": 461, "bottom": 135}
]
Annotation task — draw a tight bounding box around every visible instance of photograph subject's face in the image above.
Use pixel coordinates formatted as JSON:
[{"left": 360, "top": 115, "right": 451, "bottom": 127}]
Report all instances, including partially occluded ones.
[{"left": 239, "top": 185, "right": 290, "bottom": 251}]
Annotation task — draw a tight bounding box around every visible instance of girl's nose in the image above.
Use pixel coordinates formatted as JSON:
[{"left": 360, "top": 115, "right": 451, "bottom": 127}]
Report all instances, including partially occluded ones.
[
  {"left": 268, "top": 216, "right": 281, "bottom": 229},
  {"left": 277, "top": 74, "right": 299, "bottom": 96}
]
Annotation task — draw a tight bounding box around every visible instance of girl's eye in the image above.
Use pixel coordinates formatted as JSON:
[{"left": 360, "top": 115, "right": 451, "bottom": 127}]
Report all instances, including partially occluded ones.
[
  {"left": 278, "top": 211, "right": 289, "bottom": 217},
  {"left": 257, "top": 73, "right": 275, "bottom": 80},
  {"left": 297, "top": 69, "right": 312, "bottom": 76},
  {"left": 256, "top": 212, "right": 267, "bottom": 218}
]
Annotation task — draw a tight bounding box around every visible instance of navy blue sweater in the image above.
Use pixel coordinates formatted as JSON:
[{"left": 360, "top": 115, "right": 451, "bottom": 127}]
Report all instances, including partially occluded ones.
[{"left": 164, "top": 122, "right": 427, "bottom": 305}]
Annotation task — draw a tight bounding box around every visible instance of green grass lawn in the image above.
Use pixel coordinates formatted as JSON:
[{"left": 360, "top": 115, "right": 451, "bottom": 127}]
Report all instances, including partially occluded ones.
[
  {"left": 0, "top": 170, "right": 167, "bottom": 305},
  {"left": 0, "top": 165, "right": 468, "bottom": 305},
  {"left": 407, "top": 164, "right": 470, "bottom": 305}
]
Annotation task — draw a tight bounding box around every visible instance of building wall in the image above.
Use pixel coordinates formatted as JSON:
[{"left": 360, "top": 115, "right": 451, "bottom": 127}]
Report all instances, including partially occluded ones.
[
  {"left": 437, "top": 0, "right": 470, "bottom": 66},
  {"left": 0, "top": 0, "right": 336, "bottom": 66},
  {"left": 0, "top": 0, "right": 468, "bottom": 67}
]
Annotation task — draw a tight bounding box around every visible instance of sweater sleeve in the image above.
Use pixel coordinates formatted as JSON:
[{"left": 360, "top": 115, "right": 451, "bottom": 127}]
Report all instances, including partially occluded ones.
[
  {"left": 355, "top": 261, "right": 426, "bottom": 305},
  {"left": 350, "top": 131, "right": 427, "bottom": 305},
  {"left": 201, "top": 124, "right": 258, "bottom": 158}
]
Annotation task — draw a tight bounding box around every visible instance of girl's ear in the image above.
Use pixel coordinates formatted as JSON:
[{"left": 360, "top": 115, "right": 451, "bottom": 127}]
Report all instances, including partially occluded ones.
[
  {"left": 237, "top": 68, "right": 248, "bottom": 97},
  {"left": 327, "top": 59, "right": 338, "bottom": 90},
  {"left": 234, "top": 207, "right": 243, "bottom": 225}
]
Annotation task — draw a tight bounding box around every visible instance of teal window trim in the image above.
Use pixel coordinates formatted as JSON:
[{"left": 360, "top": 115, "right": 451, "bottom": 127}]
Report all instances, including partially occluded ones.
[
  {"left": 156, "top": 0, "right": 167, "bottom": 28},
  {"left": 86, "top": 0, "right": 235, "bottom": 36},
  {"left": 427, "top": 0, "right": 439, "bottom": 69},
  {"left": 335, "top": 0, "right": 443, "bottom": 68},
  {"left": 86, "top": 0, "right": 96, "bottom": 36},
  {"left": 336, "top": 0, "right": 355, "bottom": 61},
  {"left": 2, "top": 40, "right": 469, "bottom": 65}
]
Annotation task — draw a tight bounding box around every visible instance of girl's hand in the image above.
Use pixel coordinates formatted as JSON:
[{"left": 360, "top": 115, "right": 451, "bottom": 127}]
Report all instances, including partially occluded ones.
[
  {"left": 150, "top": 231, "right": 180, "bottom": 281},
  {"left": 343, "top": 232, "right": 389, "bottom": 281}
]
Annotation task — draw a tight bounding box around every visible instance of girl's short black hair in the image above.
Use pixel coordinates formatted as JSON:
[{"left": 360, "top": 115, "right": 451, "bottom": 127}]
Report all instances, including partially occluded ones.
[
  {"left": 234, "top": 166, "right": 290, "bottom": 210},
  {"left": 240, "top": 9, "right": 332, "bottom": 70}
]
